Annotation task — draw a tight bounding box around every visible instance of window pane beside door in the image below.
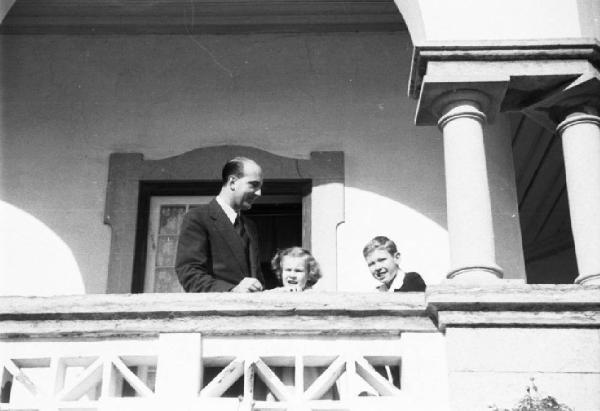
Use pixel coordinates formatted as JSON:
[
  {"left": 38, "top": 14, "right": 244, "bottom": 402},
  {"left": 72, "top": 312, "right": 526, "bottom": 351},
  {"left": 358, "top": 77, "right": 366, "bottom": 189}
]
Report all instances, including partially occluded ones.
[{"left": 144, "top": 196, "right": 212, "bottom": 293}]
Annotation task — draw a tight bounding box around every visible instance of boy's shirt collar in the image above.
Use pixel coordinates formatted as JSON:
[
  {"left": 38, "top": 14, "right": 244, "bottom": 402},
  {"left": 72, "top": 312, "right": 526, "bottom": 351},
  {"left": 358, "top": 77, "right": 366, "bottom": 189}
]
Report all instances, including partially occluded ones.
[{"left": 376, "top": 271, "right": 406, "bottom": 292}]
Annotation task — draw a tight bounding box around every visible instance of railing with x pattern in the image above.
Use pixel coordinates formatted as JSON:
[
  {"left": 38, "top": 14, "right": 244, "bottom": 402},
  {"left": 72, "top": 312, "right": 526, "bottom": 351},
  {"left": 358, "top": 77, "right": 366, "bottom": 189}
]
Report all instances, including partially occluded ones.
[{"left": 0, "top": 292, "right": 446, "bottom": 411}]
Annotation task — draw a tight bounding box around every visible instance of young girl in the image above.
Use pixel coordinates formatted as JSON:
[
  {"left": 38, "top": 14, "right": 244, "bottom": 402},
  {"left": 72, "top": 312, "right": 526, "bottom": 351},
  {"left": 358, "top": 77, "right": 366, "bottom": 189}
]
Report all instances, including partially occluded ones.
[
  {"left": 270, "top": 247, "right": 322, "bottom": 292},
  {"left": 266, "top": 248, "right": 338, "bottom": 402}
]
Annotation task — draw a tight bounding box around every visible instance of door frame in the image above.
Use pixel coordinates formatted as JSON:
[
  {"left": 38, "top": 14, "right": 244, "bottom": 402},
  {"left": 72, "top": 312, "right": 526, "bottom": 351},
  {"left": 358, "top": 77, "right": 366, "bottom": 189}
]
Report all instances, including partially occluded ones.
[
  {"left": 104, "top": 146, "right": 344, "bottom": 293},
  {"left": 134, "top": 183, "right": 310, "bottom": 293}
]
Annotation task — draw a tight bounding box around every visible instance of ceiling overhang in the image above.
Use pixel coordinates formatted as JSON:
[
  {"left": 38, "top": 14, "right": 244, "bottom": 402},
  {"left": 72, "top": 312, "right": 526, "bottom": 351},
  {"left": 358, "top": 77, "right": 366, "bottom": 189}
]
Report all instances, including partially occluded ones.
[{"left": 0, "top": 0, "right": 406, "bottom": 34}]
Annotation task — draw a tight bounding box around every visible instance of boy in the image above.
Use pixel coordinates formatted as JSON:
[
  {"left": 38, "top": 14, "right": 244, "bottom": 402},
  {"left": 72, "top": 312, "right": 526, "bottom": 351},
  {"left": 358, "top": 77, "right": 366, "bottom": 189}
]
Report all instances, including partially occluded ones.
[{"left": 362, "top": 236, "right": 426, "bottom": 292}]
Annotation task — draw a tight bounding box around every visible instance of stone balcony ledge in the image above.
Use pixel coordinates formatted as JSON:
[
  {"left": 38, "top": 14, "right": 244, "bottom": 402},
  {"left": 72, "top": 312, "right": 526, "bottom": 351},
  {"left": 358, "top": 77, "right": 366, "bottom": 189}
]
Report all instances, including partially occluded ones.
[
  {"left": 0, "top": 292, "right": 431, "bottom": 338},
  {"left": 0, "top": 285, "right": 599, "bottom": 339},
  {"left": 426, "top": 284, "right": 600, "bottom": 331}
]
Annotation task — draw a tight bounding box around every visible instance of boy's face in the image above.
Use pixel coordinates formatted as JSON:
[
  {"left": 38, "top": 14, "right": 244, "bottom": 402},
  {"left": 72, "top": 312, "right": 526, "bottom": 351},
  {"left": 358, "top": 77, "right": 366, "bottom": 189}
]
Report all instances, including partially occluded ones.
[
  {"left": 365, "top": 249, "right": 401, "bottom": 285},
  {"left": 281, "top": 256, "right": 308, "bottom": 291}
]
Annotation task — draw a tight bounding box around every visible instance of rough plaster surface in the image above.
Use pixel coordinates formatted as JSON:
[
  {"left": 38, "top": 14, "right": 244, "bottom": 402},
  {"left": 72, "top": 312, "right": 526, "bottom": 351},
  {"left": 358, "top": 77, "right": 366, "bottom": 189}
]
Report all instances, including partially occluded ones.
[
  {"left": 0, "top": 32, "right": 524, "bottom": 293},
  {"left": 446, "top": 327, "right": 600, "bottom": 411},
  {"left": 446, "top": 328, "right": 600, "bottom": 372},
  {"left": 449, "top": 372, "right": 600, "bottom": 411}
]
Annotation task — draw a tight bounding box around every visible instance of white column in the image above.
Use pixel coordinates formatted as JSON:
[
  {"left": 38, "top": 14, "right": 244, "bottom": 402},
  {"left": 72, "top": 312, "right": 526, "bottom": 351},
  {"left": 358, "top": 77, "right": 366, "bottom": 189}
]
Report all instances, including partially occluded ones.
[
  {"left": 557, "top": 110, "right": 600, "bottom": 285},
  {"left": 435, "top": 91, "right": 503, "bottom": 283}
]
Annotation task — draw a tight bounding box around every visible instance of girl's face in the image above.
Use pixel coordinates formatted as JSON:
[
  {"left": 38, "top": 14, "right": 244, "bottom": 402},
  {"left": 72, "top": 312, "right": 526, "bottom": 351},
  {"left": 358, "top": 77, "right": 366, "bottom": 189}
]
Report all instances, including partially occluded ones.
[{"left": 281, "top": 256, "right": 308, "bottom": 291}]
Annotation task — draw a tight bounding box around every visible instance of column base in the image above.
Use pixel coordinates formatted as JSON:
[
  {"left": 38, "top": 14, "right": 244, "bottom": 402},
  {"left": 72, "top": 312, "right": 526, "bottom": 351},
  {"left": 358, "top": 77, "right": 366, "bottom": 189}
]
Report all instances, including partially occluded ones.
[
  {"left": 575, "top": 273, "right": 600, "bottom": 286},
  {"left": 446, "top": 265, "right": 503, "bottom": 284}
]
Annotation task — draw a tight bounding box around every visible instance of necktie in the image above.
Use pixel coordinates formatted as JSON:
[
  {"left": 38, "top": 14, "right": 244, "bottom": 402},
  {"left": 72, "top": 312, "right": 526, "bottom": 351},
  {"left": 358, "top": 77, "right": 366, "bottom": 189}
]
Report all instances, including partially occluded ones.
[
  {"left": 234, "top": 215, "right": 246, "bottom": 238},
  {"left": 234, "top": 215, "right": 251, "bottom": 273}
]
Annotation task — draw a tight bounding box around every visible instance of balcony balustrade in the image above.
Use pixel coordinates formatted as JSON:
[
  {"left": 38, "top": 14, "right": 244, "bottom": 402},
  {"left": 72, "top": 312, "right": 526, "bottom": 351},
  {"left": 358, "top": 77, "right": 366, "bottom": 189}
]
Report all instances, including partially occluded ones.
[
  {"left": 1, "top": 285, "right": 599, "bottom": 411},
  {"left": 0, "top": 292, "right": 437, "bottom": 411}
]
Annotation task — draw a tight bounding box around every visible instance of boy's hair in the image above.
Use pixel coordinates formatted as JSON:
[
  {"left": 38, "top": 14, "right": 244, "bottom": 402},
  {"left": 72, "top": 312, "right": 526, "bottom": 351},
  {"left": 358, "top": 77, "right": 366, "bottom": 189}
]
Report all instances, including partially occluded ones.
[
  {"left": 362, "top": 236, "right": 399, "bottom": 258},
  {"left": 221, "top": 157, "right": 252, "bottom": 185},
  {"left": 271, "top": 247, "right": 322, "bottom": 287}
]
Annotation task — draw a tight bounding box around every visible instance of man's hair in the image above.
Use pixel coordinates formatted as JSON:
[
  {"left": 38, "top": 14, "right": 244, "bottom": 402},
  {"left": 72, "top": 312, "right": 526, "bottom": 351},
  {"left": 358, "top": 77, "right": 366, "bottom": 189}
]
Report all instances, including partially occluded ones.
[
  {"left": 362, "top": 236, "right": 398, "bottom": 258},
  {"left": 221, "top": 157, "right": 252, "bottom": 185},
  {"left": 271, "top": 247, "right": 322, "bottom": 288}
]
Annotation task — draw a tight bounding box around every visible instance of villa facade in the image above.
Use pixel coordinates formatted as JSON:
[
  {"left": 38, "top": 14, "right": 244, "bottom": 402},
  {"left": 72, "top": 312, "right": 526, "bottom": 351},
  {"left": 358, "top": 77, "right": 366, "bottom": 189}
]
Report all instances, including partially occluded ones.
[{"left": 1, "top": 1, "right": 599, "bottom": 409}]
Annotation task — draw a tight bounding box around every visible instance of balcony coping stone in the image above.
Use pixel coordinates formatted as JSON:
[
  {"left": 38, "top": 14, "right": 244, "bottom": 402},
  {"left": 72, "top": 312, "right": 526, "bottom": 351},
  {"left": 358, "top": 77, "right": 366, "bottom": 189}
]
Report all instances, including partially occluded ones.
[{"left": 0, "top": 285, "right": 598, "bottom": 338}]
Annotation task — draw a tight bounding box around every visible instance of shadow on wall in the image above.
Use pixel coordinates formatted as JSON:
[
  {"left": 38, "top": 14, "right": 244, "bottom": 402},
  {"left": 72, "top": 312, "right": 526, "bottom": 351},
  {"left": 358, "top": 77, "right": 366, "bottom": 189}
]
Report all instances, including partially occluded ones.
[
  {"left": 336, "top": 188, "right": 450, "bottom": 292},
  {"left": 0, "top": 200, "right": 84, "bottom": 296}
]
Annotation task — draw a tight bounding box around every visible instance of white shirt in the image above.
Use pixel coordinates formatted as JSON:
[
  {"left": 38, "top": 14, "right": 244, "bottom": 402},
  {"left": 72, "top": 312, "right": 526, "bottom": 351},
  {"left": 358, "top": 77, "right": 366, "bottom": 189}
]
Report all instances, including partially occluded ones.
[
  {"left": 215, "top": 195, "right": 238, "bottom": 225},
  {"left": 376, "top": 271, "right": 406, "bottom": 292}
]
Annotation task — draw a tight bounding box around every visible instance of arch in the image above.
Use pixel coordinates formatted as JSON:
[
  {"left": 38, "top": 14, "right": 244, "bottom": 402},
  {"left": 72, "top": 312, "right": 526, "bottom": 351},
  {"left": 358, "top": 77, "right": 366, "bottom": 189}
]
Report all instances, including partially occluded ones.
[
  {"left": 104, "top": 146, "right": 344, "bottom": 293},
  {"left": 0, "top": 200, "right": 84, "bottom": 296},
  {"left": 392, "top": 0, "right": 426, "bottom": 45}
]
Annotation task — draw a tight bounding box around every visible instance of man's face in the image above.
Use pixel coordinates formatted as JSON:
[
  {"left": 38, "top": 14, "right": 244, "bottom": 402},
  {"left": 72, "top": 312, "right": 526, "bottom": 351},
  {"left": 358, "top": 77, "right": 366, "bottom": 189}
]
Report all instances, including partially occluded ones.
[
  {"left": 231, "top": 162, "right": 263, "bottom": 211},
  {"left": 365, "top": 249, "right": 401, "bottom": 285}
]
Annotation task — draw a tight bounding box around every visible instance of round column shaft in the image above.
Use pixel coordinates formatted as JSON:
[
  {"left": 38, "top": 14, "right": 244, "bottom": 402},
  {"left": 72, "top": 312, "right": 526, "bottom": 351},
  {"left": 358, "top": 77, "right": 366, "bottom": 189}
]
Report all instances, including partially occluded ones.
[
  {"left": 438, "top": 96, "right": 502, "bottom": 283},
  {"left": 557, "top": 111, "right": 600, "bottom": 285}
]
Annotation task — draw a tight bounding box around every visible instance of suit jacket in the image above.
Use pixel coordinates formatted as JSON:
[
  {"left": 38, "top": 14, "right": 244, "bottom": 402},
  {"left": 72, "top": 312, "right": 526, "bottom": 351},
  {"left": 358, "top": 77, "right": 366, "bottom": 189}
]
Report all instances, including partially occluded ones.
[{"left": 175, "top": 199, "right": 263, "bottom": 292}]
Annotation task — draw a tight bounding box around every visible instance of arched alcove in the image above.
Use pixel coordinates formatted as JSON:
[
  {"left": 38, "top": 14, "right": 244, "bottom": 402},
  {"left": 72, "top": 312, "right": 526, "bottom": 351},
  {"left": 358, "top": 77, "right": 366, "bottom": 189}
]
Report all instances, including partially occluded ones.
[
  {"left": 0, "top": 200, "right": 84, "bottom": 296},
  {"left": 104, "top": 146, "right": 344, "bottom": 293}
]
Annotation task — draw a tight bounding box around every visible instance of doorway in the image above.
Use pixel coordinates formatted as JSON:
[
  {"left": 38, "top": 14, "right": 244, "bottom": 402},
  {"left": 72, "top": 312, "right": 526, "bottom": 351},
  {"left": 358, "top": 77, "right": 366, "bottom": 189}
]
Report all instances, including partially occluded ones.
[{"left": 132, "top": 181, "right": 308, "bottom": 293}]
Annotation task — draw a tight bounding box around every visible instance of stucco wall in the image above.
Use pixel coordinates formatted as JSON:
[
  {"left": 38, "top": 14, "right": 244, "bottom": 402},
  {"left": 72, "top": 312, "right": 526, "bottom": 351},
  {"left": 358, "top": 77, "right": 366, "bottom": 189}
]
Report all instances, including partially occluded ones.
[
  {"left": 0, "top": 32, "right": 524, "bottom": 294},
  {"left": 446, "top": 327, "right": 600, "bottom": 411}
]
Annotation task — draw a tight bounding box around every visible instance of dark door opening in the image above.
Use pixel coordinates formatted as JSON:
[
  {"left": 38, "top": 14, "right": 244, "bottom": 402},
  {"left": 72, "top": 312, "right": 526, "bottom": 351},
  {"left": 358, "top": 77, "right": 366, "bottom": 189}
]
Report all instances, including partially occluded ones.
[
  {"left": 132, "top": 181, "right": 309, "bottom": 293},
  {"left": 245, "top": 201, "right": 302, "bottom": 289}
]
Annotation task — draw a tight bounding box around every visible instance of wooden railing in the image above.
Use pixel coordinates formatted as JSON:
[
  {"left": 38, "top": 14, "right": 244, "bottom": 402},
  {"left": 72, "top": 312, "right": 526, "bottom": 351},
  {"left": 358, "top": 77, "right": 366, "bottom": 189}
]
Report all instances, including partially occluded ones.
[{"left": 0, "top": 292, "right": 441, "bottom": 411}]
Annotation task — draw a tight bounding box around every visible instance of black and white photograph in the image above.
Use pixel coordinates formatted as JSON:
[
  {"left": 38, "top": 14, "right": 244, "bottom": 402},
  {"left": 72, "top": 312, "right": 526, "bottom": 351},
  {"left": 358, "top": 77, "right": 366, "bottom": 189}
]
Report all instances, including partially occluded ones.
[{"left": 1, "top": 0, "right": 599, "bottom": 409}]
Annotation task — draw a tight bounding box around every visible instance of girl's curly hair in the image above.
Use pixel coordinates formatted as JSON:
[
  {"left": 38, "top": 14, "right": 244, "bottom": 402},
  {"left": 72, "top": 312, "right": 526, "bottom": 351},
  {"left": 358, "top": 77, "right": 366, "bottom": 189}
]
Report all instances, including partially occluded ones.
[{"left": 271, "top": 247, "right": 322, "bottom": 288}]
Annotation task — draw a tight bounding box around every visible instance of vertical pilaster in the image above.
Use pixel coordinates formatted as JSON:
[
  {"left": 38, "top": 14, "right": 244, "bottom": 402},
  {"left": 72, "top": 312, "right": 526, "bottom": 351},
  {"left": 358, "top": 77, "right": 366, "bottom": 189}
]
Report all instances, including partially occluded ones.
[{"left": 155, "top": 333, "right": 202, "bottom": 399}]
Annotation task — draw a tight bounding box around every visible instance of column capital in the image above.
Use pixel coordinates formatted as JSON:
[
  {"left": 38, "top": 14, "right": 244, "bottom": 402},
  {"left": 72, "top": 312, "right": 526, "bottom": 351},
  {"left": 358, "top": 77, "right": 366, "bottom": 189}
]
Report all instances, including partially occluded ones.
[
  {"left": 557, "top": 112, "right": 600, "bottom": 135},
  {"left": 433, "top": 90, "right": 489, "bottom": 129},
  {"left": 415, "top": 74, "right": 509, "bottom": 126}
]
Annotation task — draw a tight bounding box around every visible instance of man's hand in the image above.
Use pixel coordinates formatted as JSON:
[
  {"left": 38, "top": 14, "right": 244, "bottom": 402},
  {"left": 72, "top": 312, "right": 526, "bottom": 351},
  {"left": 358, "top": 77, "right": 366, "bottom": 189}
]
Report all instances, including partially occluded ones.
[{"left": 231, "top": 277, "right": 263, "bottom": 293}]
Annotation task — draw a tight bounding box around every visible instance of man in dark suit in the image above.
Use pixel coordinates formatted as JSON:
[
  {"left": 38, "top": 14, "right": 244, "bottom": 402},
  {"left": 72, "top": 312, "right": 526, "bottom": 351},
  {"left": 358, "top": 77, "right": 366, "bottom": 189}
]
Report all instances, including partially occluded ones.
[
  {"left": 175, "top": 157, "right": 264, "bottom": 292},
  {"left": 362, "top": 236, "right": 426, "bottom": 292}
]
